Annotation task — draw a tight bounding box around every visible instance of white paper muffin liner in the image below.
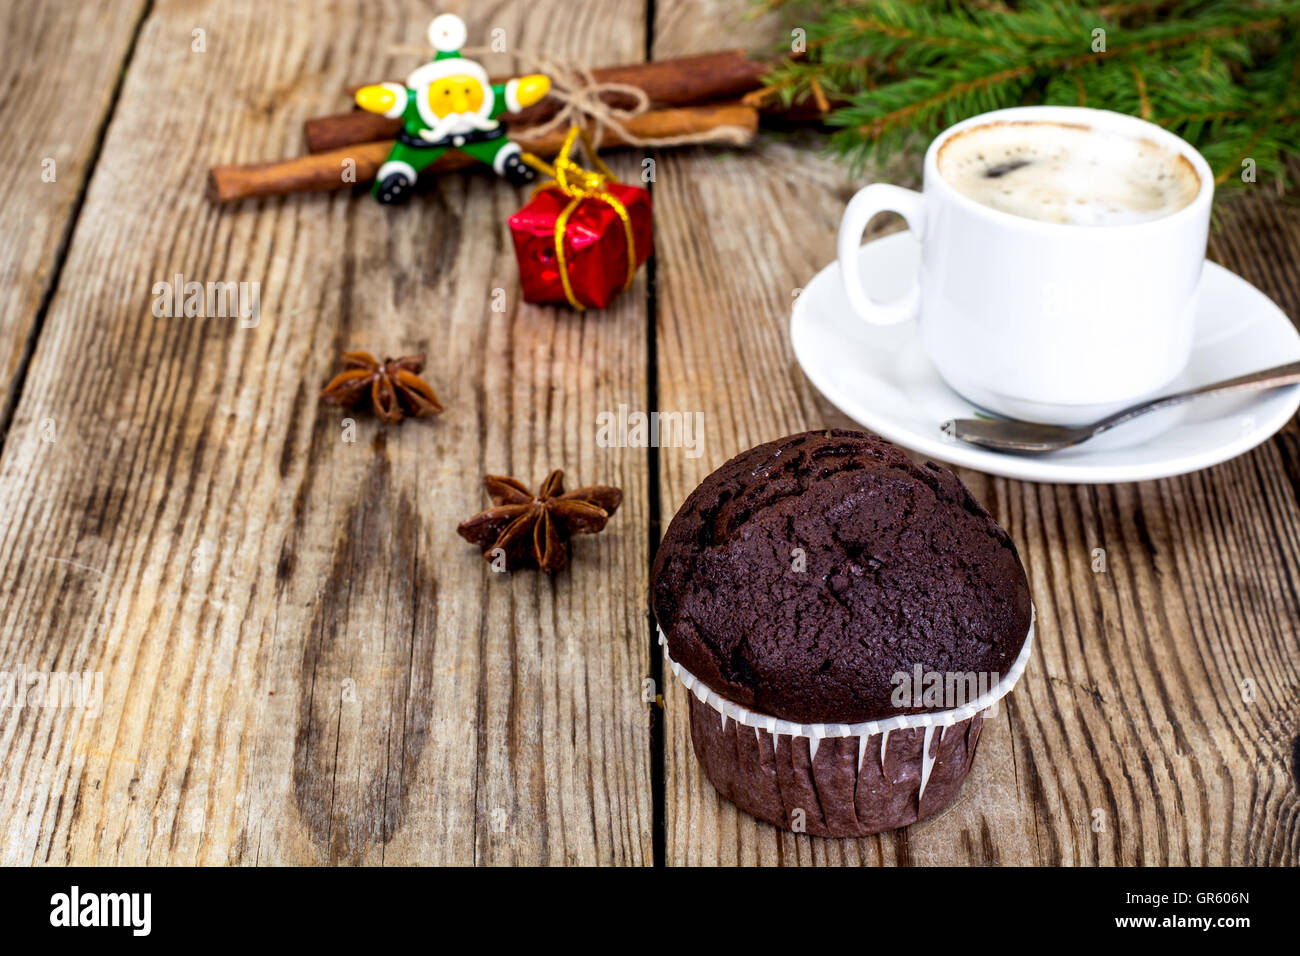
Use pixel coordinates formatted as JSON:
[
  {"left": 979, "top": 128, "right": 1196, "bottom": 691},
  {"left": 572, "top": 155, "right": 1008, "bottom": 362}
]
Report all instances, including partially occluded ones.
[{"left": 660, "top": 611, "right": 1034, "bottom": 826}]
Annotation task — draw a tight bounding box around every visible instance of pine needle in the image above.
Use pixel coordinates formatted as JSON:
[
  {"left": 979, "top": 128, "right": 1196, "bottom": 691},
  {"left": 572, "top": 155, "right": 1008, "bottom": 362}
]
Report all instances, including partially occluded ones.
[{"left": 759, "top": 0, "right": 1300, "bottom": 198}]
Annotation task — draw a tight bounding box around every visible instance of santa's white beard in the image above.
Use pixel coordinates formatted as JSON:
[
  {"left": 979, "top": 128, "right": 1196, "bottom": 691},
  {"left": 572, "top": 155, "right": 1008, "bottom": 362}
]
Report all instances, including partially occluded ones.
[{"left": 419, "top": 111, "right": 499, "bottom": 142}]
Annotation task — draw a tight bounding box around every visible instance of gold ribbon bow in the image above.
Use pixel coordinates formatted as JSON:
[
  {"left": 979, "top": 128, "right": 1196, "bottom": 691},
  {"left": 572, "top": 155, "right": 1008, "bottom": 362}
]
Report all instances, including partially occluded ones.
[{"left": 521, "top": 127, "right": 638, "bottom": 310}]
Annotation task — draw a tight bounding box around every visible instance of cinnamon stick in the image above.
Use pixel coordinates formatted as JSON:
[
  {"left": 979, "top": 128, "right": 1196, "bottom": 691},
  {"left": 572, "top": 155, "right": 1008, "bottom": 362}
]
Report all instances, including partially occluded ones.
[
  {"left": 209, "top": 103, "right": 758, "bottom": 204},
  {"left": 307, "top": 49, "right": 771, "bottom": 154}
]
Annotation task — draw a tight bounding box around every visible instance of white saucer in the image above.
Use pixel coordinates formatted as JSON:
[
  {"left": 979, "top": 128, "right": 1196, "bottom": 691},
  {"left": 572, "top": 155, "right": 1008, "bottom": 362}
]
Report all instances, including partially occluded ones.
[{"left": 791, "top": 233, "right": 1300, "bottom": 483}]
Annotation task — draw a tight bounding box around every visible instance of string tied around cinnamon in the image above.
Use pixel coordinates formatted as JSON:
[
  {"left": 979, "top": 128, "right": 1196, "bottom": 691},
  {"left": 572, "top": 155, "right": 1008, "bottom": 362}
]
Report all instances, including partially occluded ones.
[{"left": 390, "top": 43, "right": 753, "bottom": 148}]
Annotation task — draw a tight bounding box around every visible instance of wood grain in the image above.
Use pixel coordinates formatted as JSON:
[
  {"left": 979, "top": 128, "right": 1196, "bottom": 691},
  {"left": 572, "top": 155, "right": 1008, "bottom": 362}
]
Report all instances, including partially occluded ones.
[
  {"left": 650, "top": 0, "right": 1300, "bottom": 864},
  {"left": 0, "top": 0, "right": 1296, "bottom": 867},
  {"left": 0, "top": 0, "right": 150, "bottom": 425},
  {"left": 0, "top": 0, "right": 652, "bottom": 865}
]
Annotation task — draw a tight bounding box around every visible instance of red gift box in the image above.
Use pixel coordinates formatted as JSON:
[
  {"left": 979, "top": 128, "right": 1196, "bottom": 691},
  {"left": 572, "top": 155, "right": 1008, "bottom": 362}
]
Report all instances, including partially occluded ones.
[{"left": 508, "top": 130, "right": 652, "bottom": 310}]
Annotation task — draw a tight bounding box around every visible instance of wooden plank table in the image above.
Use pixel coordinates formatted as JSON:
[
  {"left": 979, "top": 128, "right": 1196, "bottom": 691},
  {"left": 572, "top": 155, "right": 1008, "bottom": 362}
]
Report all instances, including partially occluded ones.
[{"left": 0, "top": 0, "right": 1296, "bottom": 866}]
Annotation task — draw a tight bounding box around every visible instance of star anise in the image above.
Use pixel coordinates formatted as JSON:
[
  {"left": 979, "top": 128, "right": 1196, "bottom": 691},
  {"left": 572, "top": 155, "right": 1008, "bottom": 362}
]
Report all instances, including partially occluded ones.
[
  {"left": 320, "top": 351, "right": 443, "bottom": 423},
  {"left": 457, "top": 470, "right": 623, "bottom": 573}
]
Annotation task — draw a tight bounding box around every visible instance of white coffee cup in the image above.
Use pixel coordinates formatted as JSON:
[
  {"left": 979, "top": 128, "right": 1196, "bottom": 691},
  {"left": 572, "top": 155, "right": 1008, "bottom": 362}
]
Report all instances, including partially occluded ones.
[{"left": 837, "top": 105, "right": 1214, "bottom": 425}]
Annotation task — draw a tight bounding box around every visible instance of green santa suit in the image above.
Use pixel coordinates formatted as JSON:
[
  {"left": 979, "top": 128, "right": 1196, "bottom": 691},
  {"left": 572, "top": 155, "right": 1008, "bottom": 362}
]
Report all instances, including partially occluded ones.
[{"left": 371, "top": 16, "right": 536, "bottom": 203}]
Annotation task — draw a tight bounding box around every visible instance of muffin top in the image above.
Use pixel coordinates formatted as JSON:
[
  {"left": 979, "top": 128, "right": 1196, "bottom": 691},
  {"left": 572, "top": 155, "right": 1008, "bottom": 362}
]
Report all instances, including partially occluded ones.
[{"left": 651, "top": 430, "right": 1032, "bottom": 724}]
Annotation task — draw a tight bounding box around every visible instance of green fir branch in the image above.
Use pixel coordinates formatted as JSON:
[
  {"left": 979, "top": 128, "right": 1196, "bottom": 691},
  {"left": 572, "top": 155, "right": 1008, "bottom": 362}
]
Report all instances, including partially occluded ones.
[{"left": 761, "top": 0, "right": 1300, "bottom": 196}]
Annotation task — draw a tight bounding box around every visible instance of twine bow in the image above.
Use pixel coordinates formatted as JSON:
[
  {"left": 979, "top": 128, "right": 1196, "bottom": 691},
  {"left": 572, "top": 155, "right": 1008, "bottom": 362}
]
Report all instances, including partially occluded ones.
[
  {"left": 521, "top": 127, "right": 638, "bottom": 310},
  {"left": 495, "top": 52, "right": 651, "bottom": 148}
]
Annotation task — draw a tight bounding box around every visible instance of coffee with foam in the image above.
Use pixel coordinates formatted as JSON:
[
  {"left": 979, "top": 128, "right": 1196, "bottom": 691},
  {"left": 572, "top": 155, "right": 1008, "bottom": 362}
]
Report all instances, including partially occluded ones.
[{"left": 937, "top": 121, "right": 1200, "bottom": 226}]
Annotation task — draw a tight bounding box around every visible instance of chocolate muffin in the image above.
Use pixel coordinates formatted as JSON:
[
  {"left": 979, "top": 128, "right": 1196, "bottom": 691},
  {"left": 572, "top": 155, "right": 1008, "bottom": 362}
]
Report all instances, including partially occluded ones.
[{"left": 652, "top": 430, "right": 1033, "bottom": 836}]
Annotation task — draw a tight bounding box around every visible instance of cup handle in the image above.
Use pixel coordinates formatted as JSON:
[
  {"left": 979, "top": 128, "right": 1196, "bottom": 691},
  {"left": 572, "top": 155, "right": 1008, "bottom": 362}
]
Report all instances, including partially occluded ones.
[{"left": 837, "top": 183, "right": 926, "bottom": 325}]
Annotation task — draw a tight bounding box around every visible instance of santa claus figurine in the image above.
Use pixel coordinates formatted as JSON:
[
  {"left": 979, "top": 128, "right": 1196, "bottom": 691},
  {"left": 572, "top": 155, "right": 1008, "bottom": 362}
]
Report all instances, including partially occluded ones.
[{"left": 355, "top": 14, "right": 551, "bottom": 204}]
